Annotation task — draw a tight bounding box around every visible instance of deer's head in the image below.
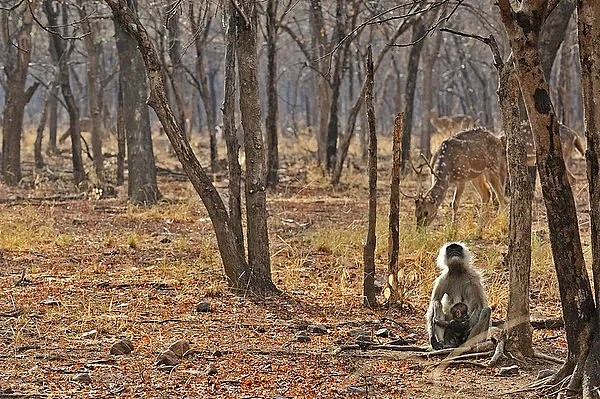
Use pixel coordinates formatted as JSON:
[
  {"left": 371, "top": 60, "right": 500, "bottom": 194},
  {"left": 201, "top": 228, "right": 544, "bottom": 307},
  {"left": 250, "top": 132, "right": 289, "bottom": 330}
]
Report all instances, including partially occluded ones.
[{"left": 415, "top": 194, "right": 439, "bottom": 227}]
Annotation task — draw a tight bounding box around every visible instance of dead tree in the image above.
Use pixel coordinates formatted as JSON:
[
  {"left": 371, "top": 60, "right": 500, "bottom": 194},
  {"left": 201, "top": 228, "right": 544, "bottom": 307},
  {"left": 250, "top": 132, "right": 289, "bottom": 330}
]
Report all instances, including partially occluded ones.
[{"left": 384, "top": 113, "right": 403, "bottom": 305}]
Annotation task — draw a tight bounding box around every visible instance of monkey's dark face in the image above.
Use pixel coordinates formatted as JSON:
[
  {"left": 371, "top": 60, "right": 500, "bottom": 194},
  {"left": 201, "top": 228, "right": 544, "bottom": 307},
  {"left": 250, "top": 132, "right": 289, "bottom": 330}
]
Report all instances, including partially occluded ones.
[
  {"left": 451, "top": 304, "right": 468, "bottom": 319},
  {"left": 445, "top": 243, "right": 465, "bottom": 267}
]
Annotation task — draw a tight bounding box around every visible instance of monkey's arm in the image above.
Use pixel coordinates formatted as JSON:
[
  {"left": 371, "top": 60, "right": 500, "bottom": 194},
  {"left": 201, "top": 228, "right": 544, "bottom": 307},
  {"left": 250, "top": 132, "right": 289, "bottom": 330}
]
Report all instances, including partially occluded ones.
[{"left": 434, "top": 318, "right": 451, "bottom": 327}]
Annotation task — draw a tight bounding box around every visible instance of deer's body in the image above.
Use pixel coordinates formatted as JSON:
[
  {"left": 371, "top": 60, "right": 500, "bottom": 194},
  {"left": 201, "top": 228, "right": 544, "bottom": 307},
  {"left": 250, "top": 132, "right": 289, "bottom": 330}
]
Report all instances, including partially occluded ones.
[
  {"left": 516, "top": 121, "right": 585, "bottom": 184},
  {"left": 416, "top": 128, "right": 507, "bottom": 227},
  {"left": 430, "top": 114, "right": 479, "bottom": 137}
]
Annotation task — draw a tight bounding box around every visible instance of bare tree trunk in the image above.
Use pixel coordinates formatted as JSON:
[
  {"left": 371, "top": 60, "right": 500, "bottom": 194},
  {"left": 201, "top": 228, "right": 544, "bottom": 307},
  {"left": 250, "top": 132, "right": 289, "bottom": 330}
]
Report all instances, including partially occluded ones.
[
  {"left": 401, "top": 20, "right": 426, "bottom": 171},
  {"left": 189, "top": 4, "right": 218, "bottom": 172},
  {"left": 363, "top": 47, "right": 377, "bottom": 308},
  {"left": 34, "top": 91, "right": 51, "bottom": 169},
  {"left": 498, "top": 0, "right": 595, "bottom": 390},
  {"left": 116, "top": 75, "right": 126, "bottom": 186},
  {"left": 235, "top": 2, "right": 275, "bottom": 291},
  {"left": 114, "top": 0, "right": 160, "bottom": 204},
  {"left": 223, "top": 5, "right": 244, "bottom": 256},
  {"left": 46, "top": 43, "right": 59, "bottom": 155},
  {"left": 1, "top": 2, "right": 36, "bottom": 185},
  {"left": 44, "top": 0, "right": 85, "bottom": 185},
  {"left": 80, "top": 3, "right": 105, "bottom": 183},
  {"left": 498, "top": 58, "right": 534, "bottom": 357},
  {"left": 265, "top": 0, "right": 279, "bottom": 187},
  {"left": 578, "top": 1, "right": 600, "bottom": 394},
  {"left": 384, "top": 113, "right": 403, "bottom": 306}
]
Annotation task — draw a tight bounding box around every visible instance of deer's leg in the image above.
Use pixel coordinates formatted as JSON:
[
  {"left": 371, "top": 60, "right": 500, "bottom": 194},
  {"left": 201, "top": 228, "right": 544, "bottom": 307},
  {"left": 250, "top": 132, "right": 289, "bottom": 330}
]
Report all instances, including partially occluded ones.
[
  {"left": 472, "top": 175, "right": 491, "bottom": 204},
  {"left": 486, "top": 172, "right": 506, "bottom": 207},
  {"left": 451, "top": 183, "right": 465, "bottom": 223}
]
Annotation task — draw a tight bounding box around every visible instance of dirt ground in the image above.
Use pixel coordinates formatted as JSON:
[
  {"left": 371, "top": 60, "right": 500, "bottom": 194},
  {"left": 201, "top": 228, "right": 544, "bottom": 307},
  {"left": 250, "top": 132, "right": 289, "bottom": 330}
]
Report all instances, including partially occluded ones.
[{"left": 0, "top": 133, "right": 585, "bottom": 398}]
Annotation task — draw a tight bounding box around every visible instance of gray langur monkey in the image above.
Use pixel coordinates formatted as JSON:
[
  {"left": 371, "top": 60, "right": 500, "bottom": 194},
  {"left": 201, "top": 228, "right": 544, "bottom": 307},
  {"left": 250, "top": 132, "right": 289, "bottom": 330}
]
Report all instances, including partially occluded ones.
[{"left": 426, "top": 242, "right": 491, "bottom": 350}]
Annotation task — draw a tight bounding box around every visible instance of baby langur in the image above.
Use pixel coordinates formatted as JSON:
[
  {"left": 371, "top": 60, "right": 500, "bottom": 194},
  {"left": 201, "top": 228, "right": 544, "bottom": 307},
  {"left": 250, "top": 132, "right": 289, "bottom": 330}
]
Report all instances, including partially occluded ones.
[
  {"left": 426, "top": 242, "right": 491, "bottom": 350},
  {"left": 434, "top": 302, "right": 470, "bottom": 348}
]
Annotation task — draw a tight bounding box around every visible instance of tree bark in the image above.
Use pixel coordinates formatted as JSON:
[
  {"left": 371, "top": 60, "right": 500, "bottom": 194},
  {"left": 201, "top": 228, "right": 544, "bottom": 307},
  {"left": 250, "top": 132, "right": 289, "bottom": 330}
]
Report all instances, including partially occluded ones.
[
  {"left": 1, "top": 2, "right": 36, "bottom": 185},
  {"left": 265, "top": 0, "right": 279, "bottom": 187},
  {"left": 498, "top": 0, "right": 596, "bottom": 390},
  {"left": 384, "top": 113, "right": 403, "bottom": 306},
  {"left": 578, "top": 1, "right": 600, "bottom": 393},
  {"left": 498, "top": 58, "right": 534, "bottom": 357},
  {"left": 34, "top": 91, "right": 51, "bottom": 169},
  {"left": 235, "top": 2, "right": 276, "bottom": 291},
  {"left": 113, "top": 0, "right": 160, "bottom": 204},
  {"left": 223, "top": 4, "right": 244, "bottom": 256},
  {"left": 116, "top": 75, "right": 126, "bottom": 186},
  {"left": 363, "top": 47, "right": 377, "bottom": 308}
]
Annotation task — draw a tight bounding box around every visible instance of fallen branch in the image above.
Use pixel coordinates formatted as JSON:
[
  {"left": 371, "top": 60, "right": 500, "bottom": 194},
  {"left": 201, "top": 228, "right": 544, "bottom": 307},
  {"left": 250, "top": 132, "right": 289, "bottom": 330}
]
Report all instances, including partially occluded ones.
[
  {"left": 534, "top": 351, "right": 564, "bottom": 364},
  {"left": 488, "top": 339, "right": 506, "bottom": 367}
]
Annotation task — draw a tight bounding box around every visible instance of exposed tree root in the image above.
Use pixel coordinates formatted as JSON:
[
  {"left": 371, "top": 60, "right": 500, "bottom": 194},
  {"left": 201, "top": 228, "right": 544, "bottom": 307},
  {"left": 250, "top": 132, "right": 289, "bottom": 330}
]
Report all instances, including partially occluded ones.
[{"left": 534, "top": 350, "right": 565, "bottom": 364}]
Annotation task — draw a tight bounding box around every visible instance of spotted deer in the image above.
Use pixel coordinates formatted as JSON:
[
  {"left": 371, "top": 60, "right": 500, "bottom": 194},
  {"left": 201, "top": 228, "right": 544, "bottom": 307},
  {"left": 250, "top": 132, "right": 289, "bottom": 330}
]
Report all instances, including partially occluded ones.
[
  {"left": 415, "top": 128, "right": 507, "bottom": 227},
  {"left": 511, "top": 121, "right": 585, "bottom": 185},
  {"left": 430, "top": 114, "right": 479, "bottom": 137}
]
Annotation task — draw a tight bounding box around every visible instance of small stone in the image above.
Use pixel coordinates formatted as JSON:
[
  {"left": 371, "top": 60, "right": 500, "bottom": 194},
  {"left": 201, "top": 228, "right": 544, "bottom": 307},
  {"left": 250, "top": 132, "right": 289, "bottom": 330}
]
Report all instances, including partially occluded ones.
[
  {"left": 295, "top": 331, "right": 310, "bottom": 342},
  {"left": 80, "top": 330, "right": 98, "bottom": 339},
  {"left": 168, "top": 339, "right": 191, "bottom": 358},
  {"left": 307, "top": 324, "right": 328, "bottom": 335},
  {"left": 72, "top": 372, "right": 92, "bottom": 384},
  {"left": 347, "top": 386, "right": 366, "bottom": 394},
  {"left": 374, "top": 328, "right": 390, "bottom": 338},
  {"left": 159, "top": 236, "right": 172, "bottom": 244},
  {"left": 72, "top": 218, "right": 85, "bottom": 226},
  {"left": 110, "top": 339, "right": 133, "bottom": 355},
  {"left": 196, "top": 301, "right": 212, "bottom": 313},
  {"left": 206, "top": 363, "right": 218, "bottom": 375},
  {"left": 155, "top": 349, "right": 180, "bottom": 367}
]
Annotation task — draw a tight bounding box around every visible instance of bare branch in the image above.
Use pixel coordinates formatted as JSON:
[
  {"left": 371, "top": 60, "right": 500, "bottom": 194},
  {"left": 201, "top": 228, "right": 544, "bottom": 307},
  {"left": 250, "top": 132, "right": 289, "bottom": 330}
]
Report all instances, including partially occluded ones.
[{"left": 440, "top": 28, "right": 503, "bottom": 70}]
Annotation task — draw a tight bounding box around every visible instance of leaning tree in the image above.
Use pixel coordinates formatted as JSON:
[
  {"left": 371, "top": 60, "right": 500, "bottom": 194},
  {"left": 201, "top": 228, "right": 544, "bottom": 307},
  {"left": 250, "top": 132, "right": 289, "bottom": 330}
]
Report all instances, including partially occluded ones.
[{"left": 105, "top": 0, "right": 277, "bottom": 294}]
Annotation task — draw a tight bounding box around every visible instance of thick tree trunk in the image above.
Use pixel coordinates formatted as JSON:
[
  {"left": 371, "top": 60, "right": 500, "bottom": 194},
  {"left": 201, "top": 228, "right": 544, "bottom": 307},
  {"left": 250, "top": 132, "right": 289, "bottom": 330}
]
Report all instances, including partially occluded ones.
[
  {"left": 223, "top": 6, "right": 244, "bottom": 256},
  {"left": 384, "top": 113, "right": 403, "bottom": 306},
  {"left": 113, "top": 0, "right": 160, "bottom": 204},
  {"left": 401, "top": 21, "right": 426, "bottom": 171},
  {"left": 498, "top": 0, "right": 596, "bottom": 391},
  {"left": 235, "top": 3, "right": 276, "bottom": 292},
  {"left": 498, "top": 59, "right": 534, "bottom": 357},
  {"left": 577, "top": 2, "right": 600, "bottom": 396},
  {"left": 1, "top": 3, "right": 35, "bottom": 185},
  {"left": 363, "top": 47, "right": 377, "bottom": 308},
  {"left": 265, "top": 0, "right": 279, "bottom": 187}
]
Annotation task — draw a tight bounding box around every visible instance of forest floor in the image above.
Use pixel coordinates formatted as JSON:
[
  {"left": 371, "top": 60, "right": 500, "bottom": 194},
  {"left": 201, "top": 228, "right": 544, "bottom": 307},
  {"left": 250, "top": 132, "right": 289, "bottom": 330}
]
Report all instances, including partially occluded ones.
[{"left": 0, "top": 131, "right": 592, "bottom": 398}]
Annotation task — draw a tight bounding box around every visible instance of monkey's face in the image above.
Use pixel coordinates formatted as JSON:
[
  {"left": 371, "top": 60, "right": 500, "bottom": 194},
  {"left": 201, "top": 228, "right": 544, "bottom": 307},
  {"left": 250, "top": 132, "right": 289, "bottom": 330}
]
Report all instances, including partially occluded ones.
[
  {"left": 415, "top": 196, "right": 438, "bottom": 227},
  {"left": 445, "top": 243, "right": 466, "bottom": 267}
]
